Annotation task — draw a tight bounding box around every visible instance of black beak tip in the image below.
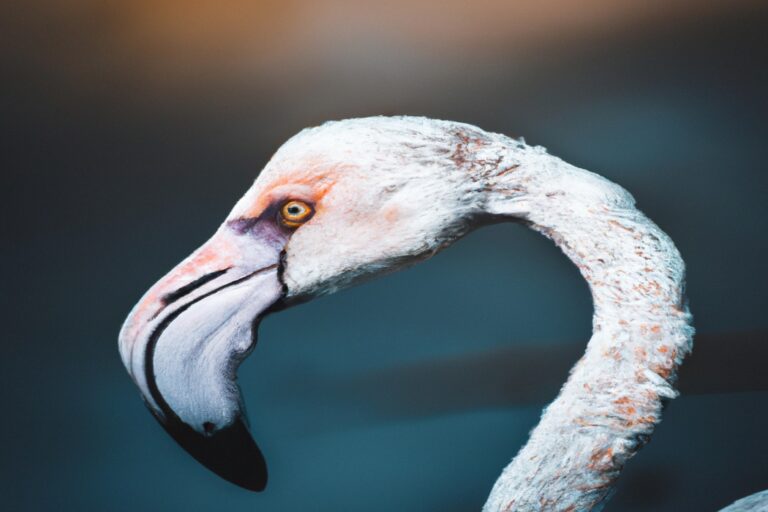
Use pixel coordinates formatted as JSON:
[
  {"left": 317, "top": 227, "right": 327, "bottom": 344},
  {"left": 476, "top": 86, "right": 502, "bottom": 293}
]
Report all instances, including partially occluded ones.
[{"left": 157, "top": 414, "right": 268, "bottom": 492}]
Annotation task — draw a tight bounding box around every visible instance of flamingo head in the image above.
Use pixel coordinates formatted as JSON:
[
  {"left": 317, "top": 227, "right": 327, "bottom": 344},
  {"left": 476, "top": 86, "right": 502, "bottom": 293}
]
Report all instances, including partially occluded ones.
[{"left": 118, "top": 117, "right": 496, "bottom": 490}]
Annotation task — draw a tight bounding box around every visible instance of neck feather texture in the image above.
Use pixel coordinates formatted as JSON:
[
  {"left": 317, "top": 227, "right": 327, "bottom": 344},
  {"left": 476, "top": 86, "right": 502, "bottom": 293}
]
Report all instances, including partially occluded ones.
[{"left": 459, "top": 132, "right": 694, "bottom": 511}]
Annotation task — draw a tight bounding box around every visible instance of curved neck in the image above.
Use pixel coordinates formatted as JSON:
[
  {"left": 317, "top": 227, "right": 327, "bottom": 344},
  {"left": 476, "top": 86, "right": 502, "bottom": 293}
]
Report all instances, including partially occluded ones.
[{"left": 473, "top": 137, "right": 693, "bottom": 511}]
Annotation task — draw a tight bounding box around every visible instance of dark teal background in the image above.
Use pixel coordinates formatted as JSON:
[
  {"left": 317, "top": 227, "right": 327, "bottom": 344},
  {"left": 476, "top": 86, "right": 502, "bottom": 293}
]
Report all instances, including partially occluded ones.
[{"left": 3, "top": 3, "right": 767, "bottom": 510}]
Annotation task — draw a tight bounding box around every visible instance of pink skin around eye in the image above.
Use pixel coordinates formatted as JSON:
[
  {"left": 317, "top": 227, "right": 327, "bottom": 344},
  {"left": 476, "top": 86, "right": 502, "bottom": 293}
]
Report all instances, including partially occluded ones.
[{"left": 235, "top": 162, "right": 352, "bottom": 221}]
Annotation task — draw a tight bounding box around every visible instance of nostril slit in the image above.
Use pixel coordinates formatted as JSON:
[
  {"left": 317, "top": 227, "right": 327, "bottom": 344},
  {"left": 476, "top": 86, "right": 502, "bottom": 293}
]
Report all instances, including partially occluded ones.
[
  {"left": 161, "top": 268, "right": 231, "bottom": 307},
  {"left": 203, "top": 422, "right": 215, "bottom": 434}
]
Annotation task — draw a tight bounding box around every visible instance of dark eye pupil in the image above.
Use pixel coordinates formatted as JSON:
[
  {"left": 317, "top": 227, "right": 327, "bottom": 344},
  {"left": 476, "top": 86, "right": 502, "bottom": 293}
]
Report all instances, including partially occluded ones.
[{"left": 287, "top": 206, "right": 301, "bottom": 215}]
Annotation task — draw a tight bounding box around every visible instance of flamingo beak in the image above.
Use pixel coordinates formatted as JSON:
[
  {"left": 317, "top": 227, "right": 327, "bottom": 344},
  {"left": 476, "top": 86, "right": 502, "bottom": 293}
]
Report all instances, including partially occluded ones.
[{"left": 118, "top": 220, "right": 289, "bottom": 491}]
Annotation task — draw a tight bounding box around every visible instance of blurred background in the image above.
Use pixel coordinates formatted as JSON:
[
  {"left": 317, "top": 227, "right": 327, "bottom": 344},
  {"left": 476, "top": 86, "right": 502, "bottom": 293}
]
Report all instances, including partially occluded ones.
[{"left": 2, "top": 1, "right": 767, "bottom": 510}]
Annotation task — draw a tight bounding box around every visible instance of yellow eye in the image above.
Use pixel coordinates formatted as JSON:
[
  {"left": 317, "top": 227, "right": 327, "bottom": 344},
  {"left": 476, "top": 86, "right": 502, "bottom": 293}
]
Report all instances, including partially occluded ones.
[{"left": 280, "top": 200, "right": 313, "bottom": 227}]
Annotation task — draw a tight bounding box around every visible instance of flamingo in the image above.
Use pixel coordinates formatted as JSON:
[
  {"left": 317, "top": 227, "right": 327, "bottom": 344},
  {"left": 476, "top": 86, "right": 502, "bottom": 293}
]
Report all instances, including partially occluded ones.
[{"left": 118, "top": 116, "right": 762, "bottom": 510}]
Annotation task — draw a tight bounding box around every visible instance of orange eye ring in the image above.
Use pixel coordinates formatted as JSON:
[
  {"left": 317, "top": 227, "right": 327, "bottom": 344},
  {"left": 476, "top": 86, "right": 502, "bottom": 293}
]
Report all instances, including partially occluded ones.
[{"left": 279, "top": 200, "right": 313, "bottom": 228}]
